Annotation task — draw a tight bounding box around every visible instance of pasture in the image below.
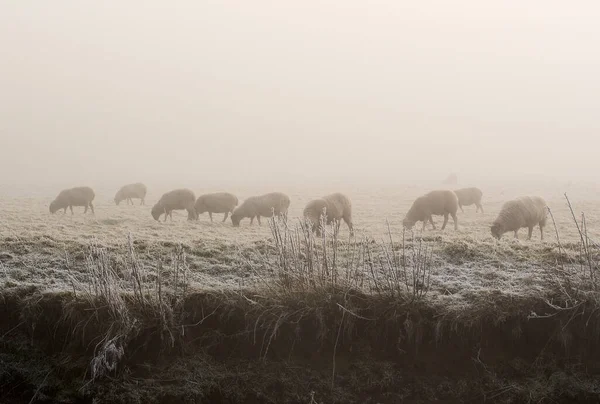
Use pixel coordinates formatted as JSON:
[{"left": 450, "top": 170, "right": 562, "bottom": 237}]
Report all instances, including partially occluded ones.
[
  {"left": 1, "top": 182, "right": 599, "bottom": 295},
  {"left": 1, "top": 181, "right": 600, "bottom": 403}
]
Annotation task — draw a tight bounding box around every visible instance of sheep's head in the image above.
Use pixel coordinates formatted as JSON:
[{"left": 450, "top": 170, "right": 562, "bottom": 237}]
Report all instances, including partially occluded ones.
[
  {"left": 114, "top": 190, "right": 124, "bottom": 205},
  {"left": 49, "top": 200, "right": 60, "bottom": 214},
  {"left": 187, "top": 209, "right": 197, "bottom": 221},
  {"left": 231, "top": 210, "right": 241, "bottom": 227},
  {"left": 402, "top": 217, "right": 416, "bottom": 229},
  {"left": 303, "top": 200, "right": 327, "bottom": 231},
  {"left": 490, "top": 223, "right": 504, "bottom": 240},
  {"left": 151, "top": 204, "right": 162, "bottom": 221}
]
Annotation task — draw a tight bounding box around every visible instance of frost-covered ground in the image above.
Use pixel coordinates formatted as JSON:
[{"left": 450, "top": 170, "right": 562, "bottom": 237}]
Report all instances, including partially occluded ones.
[{"left": 1, "top": 181, "right": 599, "bottom": 304}]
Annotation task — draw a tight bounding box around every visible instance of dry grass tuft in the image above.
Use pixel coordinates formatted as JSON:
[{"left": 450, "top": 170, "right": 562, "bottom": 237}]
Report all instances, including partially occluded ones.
[
  {"left": 63, "top": 232, "right": 191, "bottom": 381},
  {"left": 265, "top": 216, "right": 433, "bottom": 303}
]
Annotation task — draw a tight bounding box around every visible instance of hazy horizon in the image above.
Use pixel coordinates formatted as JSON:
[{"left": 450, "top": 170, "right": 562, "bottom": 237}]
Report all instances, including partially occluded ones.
[{"left": 1, "top": 1, "right": 599, "bottom": 190}]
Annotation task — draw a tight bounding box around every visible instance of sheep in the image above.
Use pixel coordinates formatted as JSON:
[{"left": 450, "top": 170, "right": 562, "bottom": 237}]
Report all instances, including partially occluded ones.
[
  {"left": 453, "top": 187, "right": 484, "bottom": 213},
  {"left": 194, "top": 192, "right": 239, "bottom": 222},
  {"left": 151, "top": 188, "right": 197, "bottom": 222},
  {"left": 490, "top": 196, "right": 547, "bottom": 240},
  {"left": 303, "top": 193, "right": 354, "bottom": 236},
  {"left": 402, "top": 190, "right": 459, "bottom": 231},
  {"left": 114, "top": 182, "right": 147, "bottom": 206},
  {"left": 230, "top": 192, "right": 290, "bottom": 227},
  {"left": 50, "top": 186, "right": 95, "bottom": 215}
]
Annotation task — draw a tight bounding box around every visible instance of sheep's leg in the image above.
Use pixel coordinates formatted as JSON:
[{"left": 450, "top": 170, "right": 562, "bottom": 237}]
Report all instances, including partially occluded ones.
[
  {"left": 89, "top": 202, "right": 95, "bottom": 214},
  {"left": 477, "top": 203, "right": 484, "bottom": 213},
  {"left": 527, "top": 226, "right": 534, "bottom": 240},
  {"left": 223, "top": 212, "right": 229, "bottom": 222},
  {"left": 209, "top": 212, "right": 213, "bottom": 222},
  {"left": 540, "top": 224, "right": 544, "bottom": 240},
  {"left": 63, "top": 207, "right": 67, "bottom": 214},
  {"left": 429, "top": 216, "right": 436, "bottom": 230},
  {"left": 422, "top": 221, "right": 427, "bottom": 231},
  {"left": 514, "top": 230, "right": 518, "bottom": 239},
  {"left": 257, "top": 216, "right": 262, "bottom": 226},
  {"left": 441, "top": 213, "right": 449, "bottom": 230},
  {"left": 459, "top": 204, "right": 464, "bottom": 213},
  {"left": 141, "top": 198, "right": 145, "bottom": 206},
  {"left": 250, "top": 216, "right": 254, "bottom": 225},
  {"left": 70, "top": 205, "right": 74, "bottom": 215},
  {"left": 451, "top": 212, "right": 458, "bottom": 230}
]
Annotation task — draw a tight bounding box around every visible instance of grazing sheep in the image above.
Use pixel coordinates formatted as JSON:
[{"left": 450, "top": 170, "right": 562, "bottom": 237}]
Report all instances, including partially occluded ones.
[
  {"left": 491, "top": 196, "right": 547, "bottom": 240},
  {"left": 454, "top": 187, "right": 484, "bottom": 213},
  {"left": 151, "top": 188, "right": 197, "bottom": 222},
  {"left": 402, "top": 190, "right": 459, "bottom": 231},
  {"left": 230, "top": 192, "right": 290, "bottom": 227},
  {"left": 114, "top": 182, "right": 147, "bottom": 205},
  {"left": 50, "top": 186, "right": 95, "bottom": 215},
  {"left": 303, "top": 193, "right": 354, "bottom": 236},
  {"left": 194, "top": 192, "right": 239, "bottom": 222}
]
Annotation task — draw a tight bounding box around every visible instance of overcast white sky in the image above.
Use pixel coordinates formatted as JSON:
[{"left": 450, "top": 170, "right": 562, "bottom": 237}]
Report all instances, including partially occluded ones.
[{"left": 1, "top": 1, "right": 599, "bottom": 190}]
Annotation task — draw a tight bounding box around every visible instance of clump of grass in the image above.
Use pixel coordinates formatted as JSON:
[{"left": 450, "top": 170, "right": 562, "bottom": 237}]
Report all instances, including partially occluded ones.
[
  {"left": 529, "top": 194, "right": 600, "bottom": 348},
  {"left": 65, "top": 233, "right": 190, "bottom": 381},
  {"left": 265, "top": 215, "right": 434, "bottom": 302}
]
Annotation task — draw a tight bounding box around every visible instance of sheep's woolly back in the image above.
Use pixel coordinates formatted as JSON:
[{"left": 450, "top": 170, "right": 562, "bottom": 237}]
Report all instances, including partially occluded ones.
[
  {"left": 51, "top": 186, "right": 95, "bottom": 211},
  {"left": 152, "top": 189, "right": 196, "bottom": 219},
  {"left": 404, "top": 190, "right": 458, "bottom": 224},
  {"left": 453, "top": 187, "right": 482, "bottom": 205},
  {"left": 492, "top": 196, "right": 547, "bottom": 233},
  {"left": 303, "top": 193, "right": 351, "bottom": 224},
  {"left": 195, "top": 192, "right": 239, "bottom": 213},
  {"left": 115, "top": 183, "right": 147, "bottom": 201},
  {"left": 232, "top": 192, "right": 290, "bottom": 221}
]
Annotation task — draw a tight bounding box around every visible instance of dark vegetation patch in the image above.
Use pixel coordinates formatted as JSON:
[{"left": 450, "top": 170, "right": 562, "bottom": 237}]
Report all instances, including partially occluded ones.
[{"left": 0, "top": 279, "right": 599, "bottom": 404}]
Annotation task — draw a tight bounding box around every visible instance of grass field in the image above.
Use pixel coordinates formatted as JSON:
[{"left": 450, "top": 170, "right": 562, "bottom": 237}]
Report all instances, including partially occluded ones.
[
  {"left": 1, "top": 181, "right": 599, "bottom": 295},
  {"left": 1, "top": 181, "right": 600, "bottom": 403}
]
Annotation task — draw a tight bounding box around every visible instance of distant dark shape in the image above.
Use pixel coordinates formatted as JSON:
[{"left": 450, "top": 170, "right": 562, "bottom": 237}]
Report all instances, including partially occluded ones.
[
  {"left": 303, "top": 193, "right": 354, "bottom": 236},
  {"left": 151, "top": 188, "right": 197, "bottom": 222},
  {"left": 454, "top": 187, "right": 484, "bottom": 213},
  {"left": 114, "top": 183, "right": 147, "bottom": 206},
  {"left": 491, "top": 196, "right": 547, "bottom": 240},
  {"left": 403, "top": 190, "right": 459, "bottom": 231},
  {"left": 231, "top": 192, "right": 290, "bottom": 227},
  {"left": 442, "top": 173, "right": 458, "bottom": 185},
  {"left": 50, "top": 186, "right": 95, "bottom": 215},
  {"left": 194, "top": 192, "right": 239, "bottom": 222}
]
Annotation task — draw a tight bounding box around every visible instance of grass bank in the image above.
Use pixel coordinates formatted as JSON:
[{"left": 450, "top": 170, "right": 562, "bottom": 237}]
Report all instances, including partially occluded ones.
[{"left": 1, "top": 204, "right": 600, "bottom": 403}]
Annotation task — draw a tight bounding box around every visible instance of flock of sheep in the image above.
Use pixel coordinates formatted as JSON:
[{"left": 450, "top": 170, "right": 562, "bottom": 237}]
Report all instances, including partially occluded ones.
[{"left": 48, "top": 183, "right": 548, "bottom": 240}]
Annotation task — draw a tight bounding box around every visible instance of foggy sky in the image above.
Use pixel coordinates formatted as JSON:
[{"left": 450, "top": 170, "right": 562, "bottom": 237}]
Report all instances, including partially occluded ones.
[{"left": 1, "top": 1, "right": 599, "bottom": 190}]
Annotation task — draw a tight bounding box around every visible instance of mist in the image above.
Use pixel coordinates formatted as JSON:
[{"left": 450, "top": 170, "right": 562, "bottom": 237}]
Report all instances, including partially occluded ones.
[{"left": 1, "top": 1, "right": 599, "bottom": 192}]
